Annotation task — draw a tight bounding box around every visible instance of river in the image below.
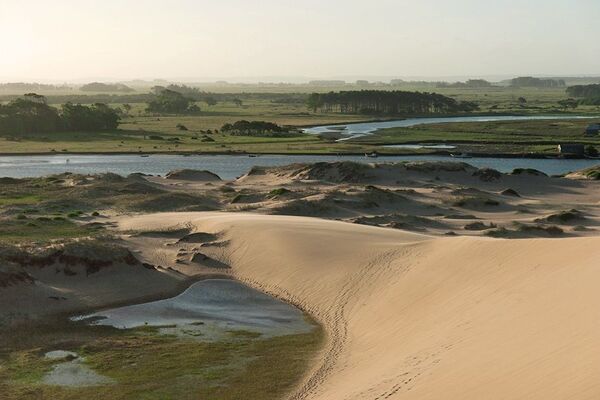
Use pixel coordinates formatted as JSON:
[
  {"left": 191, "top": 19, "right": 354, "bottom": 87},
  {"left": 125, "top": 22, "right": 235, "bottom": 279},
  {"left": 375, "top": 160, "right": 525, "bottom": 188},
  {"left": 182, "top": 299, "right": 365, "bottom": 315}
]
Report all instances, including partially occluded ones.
[
  {"left": 302, "top": 115, "right": 596, "bottom": 139},
  {"left": 1, "top": 116, "right": 598, "bottom": 178},
  {"left": 0, "top": 153, "right": 598, "bottom": 179}
]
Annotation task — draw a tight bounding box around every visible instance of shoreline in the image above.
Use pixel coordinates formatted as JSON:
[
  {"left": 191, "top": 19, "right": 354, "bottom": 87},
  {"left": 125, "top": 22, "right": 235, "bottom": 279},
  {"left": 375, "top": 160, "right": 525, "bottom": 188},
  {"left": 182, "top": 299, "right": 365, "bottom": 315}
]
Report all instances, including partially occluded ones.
[
  {"left": 4, "top": 272, "right": 233, "bottom": 329},
  {"left": 0, "top": 149, "right": 594, "bottom": 160},
  {"left": 296, "top": 111, "right": 596, "bottom": 129}
]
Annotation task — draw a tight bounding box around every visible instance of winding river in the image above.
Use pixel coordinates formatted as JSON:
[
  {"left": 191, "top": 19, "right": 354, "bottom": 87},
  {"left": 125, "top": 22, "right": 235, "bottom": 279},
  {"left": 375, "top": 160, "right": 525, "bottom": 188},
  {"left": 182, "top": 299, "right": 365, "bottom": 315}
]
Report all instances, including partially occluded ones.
[
  {"left": 0, "top": 116, "right": 598, "bottom": 178},
  {"left": 302, "top": 115, "right": 596, "bottom": 139}
]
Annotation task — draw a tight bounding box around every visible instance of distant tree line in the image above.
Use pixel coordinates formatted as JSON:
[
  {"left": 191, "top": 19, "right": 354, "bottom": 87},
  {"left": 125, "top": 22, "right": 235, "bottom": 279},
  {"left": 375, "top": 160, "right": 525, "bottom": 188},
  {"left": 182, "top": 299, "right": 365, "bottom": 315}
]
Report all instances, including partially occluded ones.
[
  {"left": 221, "top": 120, "right": 289, "bottom": 137},
  {"left": 306, "top": 90, "right": 479, "bottom": 115},
  {"left": 0, "top": 91, "right": 307, "bottom": 109},
  {"left": 0, "top": 94, "right": 120, "bottom": 136},
  {"left": 0, "top": 82, "right": 71, "bottom": 92},
  {"left": 80, "top": 82, "right": 134, "bottom": 93},
  {"left": 510, "top": 77, "right": 565, "bottom": 88},
  {"left": 566, "top": 84, "right": 600, "bottom": 98},
  {"left": 436, "top": 79, "right": 493, "bottom": 89}
]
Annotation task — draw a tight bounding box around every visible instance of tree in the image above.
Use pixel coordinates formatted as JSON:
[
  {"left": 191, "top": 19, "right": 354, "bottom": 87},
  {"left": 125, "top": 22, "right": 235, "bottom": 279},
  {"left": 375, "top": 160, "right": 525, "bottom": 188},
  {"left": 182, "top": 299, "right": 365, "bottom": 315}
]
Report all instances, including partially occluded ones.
[
  {"left": 23, "top": 93, "right": 48, "bottom": 104},
  {"left": 221, "top": 120, "right": 287, "bottom": 136},
  {"left": 585, "top": 145, "right": 598, "bottom": 157},
  {"left": 0, "top": 96, "right": 62, "bottom": 135},
  {"left": 187, "top": 104, "right": 201, "bottom": 114},
  {"left": 122, "top": 103, "right": 132, "bottom": 116},
  {"left": 566, "top": 84, "right": 600, "bottom": 98},
  {"left": 61, "top": 103, "right": 120, "bottom": 131},
  {"left": 557, "top": 98, "right": 578, "bottom": 110},
  {"left": 518, "top": 97, "right": 527, "bottom": 105},
  {"left": 204, "top": 96, "right": 217, "bottom": 106},
  {"left": 0, "top": 96, "right": 120, "bottom": 135},
  {"left": 146, "top": 89, "right": 197, "bottom": 114},
  {"left": 232, "top": 98, "right": 243, "bottom": 107}
]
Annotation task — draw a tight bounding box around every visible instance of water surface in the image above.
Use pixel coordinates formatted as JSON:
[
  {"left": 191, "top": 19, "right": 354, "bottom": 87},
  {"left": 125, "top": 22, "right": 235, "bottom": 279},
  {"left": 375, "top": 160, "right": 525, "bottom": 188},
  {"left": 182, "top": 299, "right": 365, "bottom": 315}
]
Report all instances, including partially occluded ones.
[
  {"left": 74, "top": 279, "right": 313, "bottom": 340},
  {"left": 1, "top": 153, "right": 598, "bottom": 178},
  {"left": 303, "top": 115, "right": 596, "bottom": 139},
  {"left": 2, "top": 115, "right": 599, "bottom": 178}
]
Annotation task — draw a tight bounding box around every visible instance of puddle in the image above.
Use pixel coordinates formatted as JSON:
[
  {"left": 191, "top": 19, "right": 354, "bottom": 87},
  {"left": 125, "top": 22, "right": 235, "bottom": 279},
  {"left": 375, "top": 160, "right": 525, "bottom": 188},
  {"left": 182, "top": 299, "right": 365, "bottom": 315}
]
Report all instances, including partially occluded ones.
[
  {"left": 73, "top": 279, "right": 313, "bottom": 340},
  {"left": 43, "top": 351, "right": 114, "bottom": 387}
]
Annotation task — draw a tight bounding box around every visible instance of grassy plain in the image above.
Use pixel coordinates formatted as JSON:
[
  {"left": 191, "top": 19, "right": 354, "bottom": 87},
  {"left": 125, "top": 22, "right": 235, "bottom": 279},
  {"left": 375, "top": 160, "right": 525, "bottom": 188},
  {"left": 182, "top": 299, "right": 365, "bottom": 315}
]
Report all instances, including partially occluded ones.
[{"left": 0, "top": 86, "right": 598, "bottom": 155}]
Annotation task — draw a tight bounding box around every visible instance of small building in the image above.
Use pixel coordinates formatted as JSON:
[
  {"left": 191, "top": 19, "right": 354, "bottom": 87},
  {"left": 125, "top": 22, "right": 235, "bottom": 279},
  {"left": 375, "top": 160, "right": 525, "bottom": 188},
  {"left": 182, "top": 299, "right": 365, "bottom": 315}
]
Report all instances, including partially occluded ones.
[
  {"left": 584, "top": 124, "right": 600, "bottom": 136},
  {"left": 558, "top": 144, "right": 585, "bottom": 157}
]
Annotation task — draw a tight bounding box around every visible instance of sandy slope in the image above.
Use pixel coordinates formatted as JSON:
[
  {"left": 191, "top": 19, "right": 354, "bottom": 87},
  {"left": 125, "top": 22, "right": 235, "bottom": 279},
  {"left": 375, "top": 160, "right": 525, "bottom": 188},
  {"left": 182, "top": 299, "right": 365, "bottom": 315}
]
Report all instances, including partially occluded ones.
[{"left": 117, "top": 212, "right": 600, "bottom": 400}]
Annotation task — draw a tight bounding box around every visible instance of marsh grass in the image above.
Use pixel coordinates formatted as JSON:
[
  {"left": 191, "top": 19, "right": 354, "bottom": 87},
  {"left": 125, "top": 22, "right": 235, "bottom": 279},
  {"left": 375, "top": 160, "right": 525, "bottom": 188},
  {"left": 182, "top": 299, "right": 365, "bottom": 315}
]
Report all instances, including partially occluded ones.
[
  {"left": 0, "top": 174, "right": 221, "bottom": 244},
  {"left": 0, "top": 217, "right": 97, "bottom": 243},
  {"left": 0, "top": 317, "right": 323, "bottom": 400},
  {"left": 353, "top": 118, "right": 600, "bottom": 154}
]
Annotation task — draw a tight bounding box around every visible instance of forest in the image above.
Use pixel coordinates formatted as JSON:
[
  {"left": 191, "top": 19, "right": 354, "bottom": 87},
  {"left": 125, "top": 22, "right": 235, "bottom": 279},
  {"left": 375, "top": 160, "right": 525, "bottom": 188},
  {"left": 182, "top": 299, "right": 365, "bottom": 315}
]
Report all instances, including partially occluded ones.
[{"left": 306, "top": 90, "right": 479, "bottom": 115}]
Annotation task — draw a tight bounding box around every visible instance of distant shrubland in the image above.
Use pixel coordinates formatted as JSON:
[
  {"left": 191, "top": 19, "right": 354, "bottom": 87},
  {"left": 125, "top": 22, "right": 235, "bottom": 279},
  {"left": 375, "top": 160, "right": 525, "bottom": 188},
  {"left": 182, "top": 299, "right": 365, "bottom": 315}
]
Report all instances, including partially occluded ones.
[
  {"left": 80, "top": 82, "right": 134, "bottom": 93},
  {"left": 509, "top": 76, "right": 566, "bottom": 88}
]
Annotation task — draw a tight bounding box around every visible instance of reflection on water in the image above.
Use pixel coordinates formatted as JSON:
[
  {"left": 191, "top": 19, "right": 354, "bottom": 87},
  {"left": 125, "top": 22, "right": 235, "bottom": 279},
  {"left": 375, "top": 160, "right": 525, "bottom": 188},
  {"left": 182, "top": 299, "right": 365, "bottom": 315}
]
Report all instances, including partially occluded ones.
[{"left": 73, "top": 279, "right": 313, "bottom": 340}]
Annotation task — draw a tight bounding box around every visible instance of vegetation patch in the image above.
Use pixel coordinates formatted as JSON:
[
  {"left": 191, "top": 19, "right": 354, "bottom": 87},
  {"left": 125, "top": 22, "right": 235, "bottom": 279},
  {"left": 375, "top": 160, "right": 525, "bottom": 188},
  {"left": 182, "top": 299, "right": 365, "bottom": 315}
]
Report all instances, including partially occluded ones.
[
  {"left": 500, "top": 188, "right": 521, "bottom": 197},
  {"left": 451, "top": 196, "right": 500, "bottom": 209},
  {"left": 0, "top": 316, "right": 323, "bottom": 400},
  {"left": 535, "top": 209, "right": 585, "bottom": 225},
  {"left": 464, "top": 221, "right": 497, "bottom": 231},
  {"left": 266, "top": 188, "right": 292, "bottom": 199},
  {"left": 0, "top": 217, "right": 98, "bottom": 243},
  {"left": 486, "top": 224, "right": 564, "bottom": 238},
  {"left": 511, "top": 168, "right": 548, "bottom": 177},
  {"left": 472, "top": 168, "right": 502, "bottom": 182},
  {"left": 221, "top": 121, "right": 296, "bottom": 137}
]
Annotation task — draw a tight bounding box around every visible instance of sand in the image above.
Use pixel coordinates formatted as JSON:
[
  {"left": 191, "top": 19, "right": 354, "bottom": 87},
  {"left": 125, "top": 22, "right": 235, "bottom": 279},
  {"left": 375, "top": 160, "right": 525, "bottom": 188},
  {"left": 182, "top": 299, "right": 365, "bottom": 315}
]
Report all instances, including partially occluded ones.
[
  {"left": 4, "top": 161, "right": 600, "bottom": 399},
  {"left": 116, "top": 212, "right": 600, "bottom": 400}
]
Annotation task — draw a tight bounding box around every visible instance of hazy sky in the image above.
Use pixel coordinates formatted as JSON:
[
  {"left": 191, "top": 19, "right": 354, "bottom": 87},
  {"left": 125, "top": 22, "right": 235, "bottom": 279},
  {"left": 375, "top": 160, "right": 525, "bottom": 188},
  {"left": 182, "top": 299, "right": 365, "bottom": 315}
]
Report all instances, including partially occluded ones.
[{"left": 1, "top": 0, "right": 599, "bottom": 82}]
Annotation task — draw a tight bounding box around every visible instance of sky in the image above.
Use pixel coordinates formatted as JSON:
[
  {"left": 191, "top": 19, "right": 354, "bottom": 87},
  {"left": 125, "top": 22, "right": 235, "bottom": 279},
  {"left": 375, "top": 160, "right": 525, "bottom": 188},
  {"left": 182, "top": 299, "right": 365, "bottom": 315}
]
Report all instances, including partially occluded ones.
[{"left": 1, "top": 0, "right": 599, "bottom": 82}]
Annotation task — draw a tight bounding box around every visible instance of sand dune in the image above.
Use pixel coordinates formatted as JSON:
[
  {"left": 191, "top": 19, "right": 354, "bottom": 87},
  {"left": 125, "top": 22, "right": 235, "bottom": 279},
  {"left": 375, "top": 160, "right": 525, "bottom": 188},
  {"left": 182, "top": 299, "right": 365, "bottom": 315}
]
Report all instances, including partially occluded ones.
[
  {"left": 4, "top": 162, "right": 600, "bottom": 397},
  {"left": 117, "top": 212, "right": 600, "bottom": 400}
]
